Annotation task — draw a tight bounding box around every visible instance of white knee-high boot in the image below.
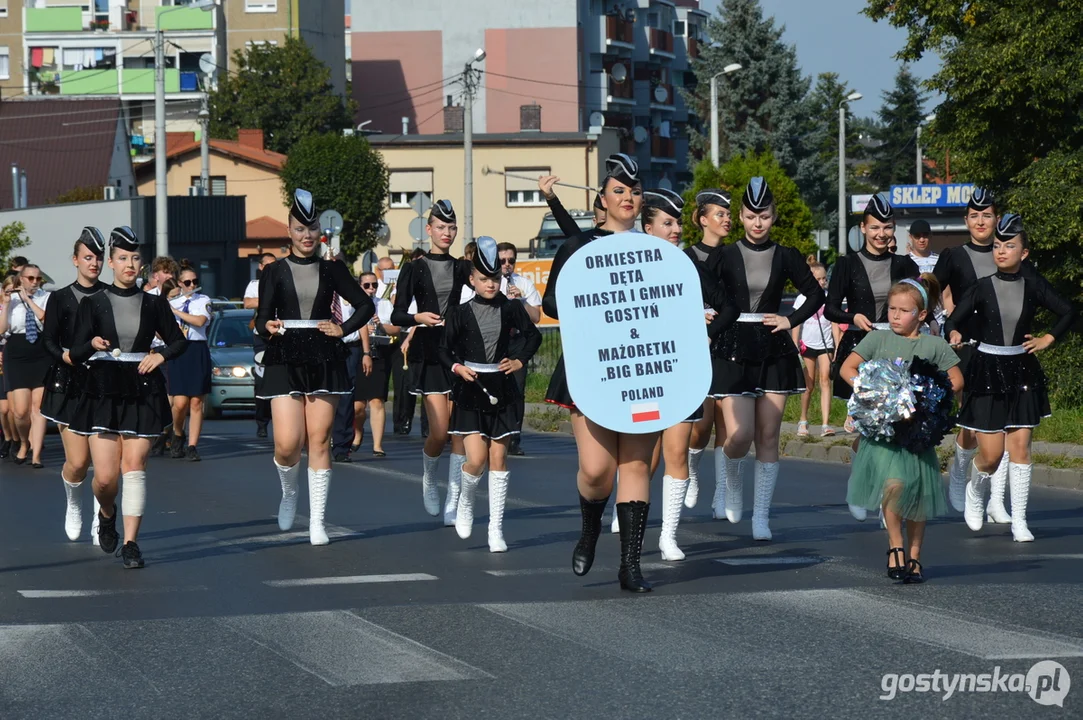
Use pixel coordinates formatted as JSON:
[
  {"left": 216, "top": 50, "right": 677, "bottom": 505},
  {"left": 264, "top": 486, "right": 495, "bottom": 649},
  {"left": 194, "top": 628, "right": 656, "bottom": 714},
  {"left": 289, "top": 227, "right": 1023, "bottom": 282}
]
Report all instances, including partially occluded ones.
[
  {"left": 723, "top": 450, "right": 745, "bottom": 523},
  {"left": 488, "top": 470, "right": 510, "bottom": 553},
  {"left": 847, "top": 447, "right": 867, "bottom": 521},
  {"left": 949, "top": 442, "right": 977, "bottom": 513},
  {"left": 455, "top": 469, "right": 482, "bottom": 540},
  {"left": 444, "top": 453, "right": 465, "bottom": 526},
  {"left": 1008, "top": 462, "right": 1034, "bottom": 542},
  {"left": 91, "top": 495, "right": 101, "bottom": 546},
  {"left": 421, "top": 451, "right": 441, "bottom": 516},
  {"left": 712, "top": 446, "right": 728, "bottom": 519},
  {"left": 986, "top": 451, "right": 1012, "bottom": 523},
  {"left": 686, "top": 447, "right": 704, "bottom": 509},
  {"left": 965, "top": 459, "right": 990, "bottom": 531},
  {"left": 751, "top": 461, "right": 779, "bottom": 541},
  {"left": 308, "top": 467, "right": 331, "bottom": 545},
  {"left": 275, "top": 459, "right": 300, "bottom": 531},
  {"left": 62, "top": 474, "right": 83, "bottom": 541},
  {"left": 659, "top": 475, "right": 689, "bottom": 561}
]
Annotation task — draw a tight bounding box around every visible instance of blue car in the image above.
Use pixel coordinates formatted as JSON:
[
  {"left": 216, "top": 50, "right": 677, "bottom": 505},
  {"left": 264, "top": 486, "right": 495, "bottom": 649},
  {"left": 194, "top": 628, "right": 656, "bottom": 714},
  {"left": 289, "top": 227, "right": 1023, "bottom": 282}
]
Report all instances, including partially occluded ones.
[{"left": 206, "top": 308, "right": 257, "bottom": 417}]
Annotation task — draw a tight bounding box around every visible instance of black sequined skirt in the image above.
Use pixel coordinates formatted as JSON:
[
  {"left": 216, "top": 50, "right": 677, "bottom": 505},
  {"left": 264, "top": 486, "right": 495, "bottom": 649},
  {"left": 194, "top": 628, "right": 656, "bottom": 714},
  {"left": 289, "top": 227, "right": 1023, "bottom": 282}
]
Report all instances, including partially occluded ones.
[
  {"left": 450, "top": 372, "right": 521, "bottom": 439},
  {"left": 66, "top": 361, "right": 171, "bottom": 438},
  {"left": 259, "top": 330, "right": 351, "bottom": 398},
  {"left": 543, "top": 355, "right": 575, "bottom": 410},
  {"left": 39, "top": 362, "right": 87, "bottom": 426},
  {"left": 957, "top": 351, "right": 1050, "bottom": 431},
  {"left": 710, "top": 323, "right": 805, "bottom": 397},
  {"left": 407, "top": 326, "right": 452, "bottom": 395},
  {"left": 832, "top": 328, "right": 869, "bottom": 400}
]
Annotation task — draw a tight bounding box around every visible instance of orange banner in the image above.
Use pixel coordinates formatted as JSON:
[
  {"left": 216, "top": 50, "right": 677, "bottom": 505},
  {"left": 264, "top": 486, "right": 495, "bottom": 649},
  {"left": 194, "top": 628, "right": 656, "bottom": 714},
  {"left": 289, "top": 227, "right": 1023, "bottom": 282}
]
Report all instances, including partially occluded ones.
[{"left": 513, "top": 258, "right": 558, "bottom": 326}]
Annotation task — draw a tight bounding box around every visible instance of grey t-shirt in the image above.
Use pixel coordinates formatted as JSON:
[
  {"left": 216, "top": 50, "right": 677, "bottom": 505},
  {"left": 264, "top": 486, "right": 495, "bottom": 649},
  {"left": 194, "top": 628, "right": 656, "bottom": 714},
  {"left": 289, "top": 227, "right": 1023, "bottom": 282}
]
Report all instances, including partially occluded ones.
[
  {"left": 991, "top": 275, "right": 1025, "bottom": 346},
  {"left": 108, "top": 292, "right": 143, "bottom": 353},
  {"left": 738, "top": 242, "right": 775, "bottom": 312},
  {"left": 469, "top": 300, "right": 502, "bottom": 363},
  {"left": 287, "top": 261, "right": 320, "bottom": 320}
]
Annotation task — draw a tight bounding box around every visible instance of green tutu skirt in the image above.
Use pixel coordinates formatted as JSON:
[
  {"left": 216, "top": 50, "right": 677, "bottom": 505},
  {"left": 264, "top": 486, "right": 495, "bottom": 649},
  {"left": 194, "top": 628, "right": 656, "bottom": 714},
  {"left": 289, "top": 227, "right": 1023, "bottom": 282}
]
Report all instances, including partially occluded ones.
[{"left": 846, "top": 438, "right": 949, "bottom": 522}]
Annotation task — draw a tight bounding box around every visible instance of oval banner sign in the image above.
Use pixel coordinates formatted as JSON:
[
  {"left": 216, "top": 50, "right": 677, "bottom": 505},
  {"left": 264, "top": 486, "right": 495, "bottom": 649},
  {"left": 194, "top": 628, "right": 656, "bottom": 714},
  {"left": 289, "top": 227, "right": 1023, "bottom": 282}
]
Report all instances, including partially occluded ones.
[{"left": 556, "top": 232, "right": 711, "bottom": 434}]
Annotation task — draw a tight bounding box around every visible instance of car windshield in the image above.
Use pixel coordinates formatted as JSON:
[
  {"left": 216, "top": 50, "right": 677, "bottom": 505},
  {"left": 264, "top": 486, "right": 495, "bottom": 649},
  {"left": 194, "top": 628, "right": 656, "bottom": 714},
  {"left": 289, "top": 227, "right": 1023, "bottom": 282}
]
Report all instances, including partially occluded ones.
[
  {"left": 210, "top": 315, "right": 254, "bottom": 348},
  {"left": 534, "top": 216, "right": 595, "bottom": 258}
]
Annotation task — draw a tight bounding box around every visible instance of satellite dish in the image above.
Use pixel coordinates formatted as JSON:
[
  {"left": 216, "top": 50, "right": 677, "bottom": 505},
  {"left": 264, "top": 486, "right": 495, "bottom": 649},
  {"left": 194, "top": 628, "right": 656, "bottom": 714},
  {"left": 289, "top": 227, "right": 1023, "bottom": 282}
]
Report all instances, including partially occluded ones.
[
  {"left": 659, "top": 177, "right": 673, "bottom": 191},
  {"left": 633, "top": 126, "right": 648, "bottom": 143},
  {"left": 610, "top": 63, "right": 627, "bottom": 84},
  {"left": 654, "top": 85, "right": 669, "bottom": 104},
  {"left": 198, "top": 53, "right": 216, "bottom": 76},
  {"left": 589, "top": 111, "right": 606, "bottom": 129},
  {"left": 320, "top": 209, "right": 344, "bottom": 235},
  {"left": 847, "top": 225, "right": 864, "bottom": 253},
  {"left": 375, "top": 222, "right": 390, "bottom": 245}
]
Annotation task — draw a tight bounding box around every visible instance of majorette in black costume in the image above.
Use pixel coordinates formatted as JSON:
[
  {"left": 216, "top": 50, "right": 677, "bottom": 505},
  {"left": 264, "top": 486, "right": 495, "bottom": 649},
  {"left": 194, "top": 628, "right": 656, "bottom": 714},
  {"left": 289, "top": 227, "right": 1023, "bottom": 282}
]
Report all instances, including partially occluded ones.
[
  {"left": 256, "top": 189, "right": 375, "bottom": 545},
  {"left": 440, "top": 236, "right": 541, "bottom": 551},
  {"left": 825, "top": 193, "right": 919, "bottom": 400},
  {"left": 710, "top": 177, "right": 825, "bottom": 541},
  {"left": 40, "top": 226, "right": 107, "bottom": 543},
  {"left": 67, "top": 226, "right": 189, "bottom": 568},
  {"left": 947, "top": 214, "right": 1076, "bottom": 541},
  {"left": 390, "top": 199, "right": 475, "bottom": 524}
]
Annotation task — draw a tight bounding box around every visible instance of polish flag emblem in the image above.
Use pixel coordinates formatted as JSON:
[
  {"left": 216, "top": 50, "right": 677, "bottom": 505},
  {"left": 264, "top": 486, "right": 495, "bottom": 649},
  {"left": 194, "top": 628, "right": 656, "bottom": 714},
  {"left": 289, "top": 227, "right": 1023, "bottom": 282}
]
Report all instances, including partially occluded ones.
[{"left": 631, "top": 402, "right": 661, "bottom": 423}]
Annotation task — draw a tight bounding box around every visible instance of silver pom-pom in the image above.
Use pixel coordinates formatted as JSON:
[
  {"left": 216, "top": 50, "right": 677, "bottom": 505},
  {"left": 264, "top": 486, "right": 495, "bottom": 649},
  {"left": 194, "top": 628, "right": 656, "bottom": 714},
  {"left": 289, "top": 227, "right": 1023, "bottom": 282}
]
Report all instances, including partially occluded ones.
[{"left": 847, "top": 358, "right": 917, "bottom": 441}]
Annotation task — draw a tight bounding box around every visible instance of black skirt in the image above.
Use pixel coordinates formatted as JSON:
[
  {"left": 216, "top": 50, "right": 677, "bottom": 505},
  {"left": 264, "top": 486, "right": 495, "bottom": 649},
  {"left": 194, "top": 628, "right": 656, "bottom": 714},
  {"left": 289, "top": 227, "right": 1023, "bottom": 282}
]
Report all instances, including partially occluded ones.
[
  {"left": 831, "top": 328, "right": 869, "bottom": 400},
  {"left": 257, "top": 329, "right": 351, "bottom": 398},
  {"left": 957, "top": 350, "right": 1051, "bottom": 431},
  {"left": 67, "top": 361, "right": 172, "bottom": 438},
  {"left": 3, "top": 334, "right": 48, "bottom": 390},
  {"left": 710, "top": 322, "right": 806, "bottom": 397},
  {"left": 407, "top": 326, "right": 452, "bottom": 396},
  {"left": 166, "top": 340, "right": 212, "bottom": 397},
  {"left": 450, "top": 371, "right": 521, "bottom": 439},
  {"left": 543, "top": 354, "right": 575, "bottom": 410},
  {"left": 39, "top": 362, "right": 88, "bottom": 426},
  {"left": 354, "top": 345, "right": 391, "bottom": 401}
]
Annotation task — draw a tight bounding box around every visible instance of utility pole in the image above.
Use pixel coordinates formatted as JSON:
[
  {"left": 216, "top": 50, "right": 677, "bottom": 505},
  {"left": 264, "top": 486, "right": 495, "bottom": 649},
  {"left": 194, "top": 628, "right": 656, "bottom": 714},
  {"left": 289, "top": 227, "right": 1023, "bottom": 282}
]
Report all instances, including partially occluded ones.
[
  {"left": 709, "top": 63, "right": 742, "bottom": 168},
  {"left": 463, "top": 48, "right": 485, "bottom": 245},
  {"left": 837, "top": 91, "right": 862, "bottom": 256},
  {"left": 199, "top": 94, "right": 210, "bottom": 196},
  {"left": 155, "top": 25, "right": 168, "bottom": 257}
]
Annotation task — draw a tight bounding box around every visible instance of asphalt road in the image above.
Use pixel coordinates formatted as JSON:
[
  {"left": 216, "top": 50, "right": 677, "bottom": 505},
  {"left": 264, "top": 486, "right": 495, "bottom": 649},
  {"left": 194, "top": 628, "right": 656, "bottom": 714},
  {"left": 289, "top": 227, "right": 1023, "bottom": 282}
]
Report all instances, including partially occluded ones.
[{"left": 1, "top": 419, "right": 1081, "bottom": 719}]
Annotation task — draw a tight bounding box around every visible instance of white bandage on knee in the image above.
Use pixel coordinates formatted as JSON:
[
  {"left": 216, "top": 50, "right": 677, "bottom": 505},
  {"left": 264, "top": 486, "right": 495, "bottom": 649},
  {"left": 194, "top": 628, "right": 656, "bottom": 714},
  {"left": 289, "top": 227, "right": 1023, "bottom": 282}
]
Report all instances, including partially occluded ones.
[{"left": 121, "top": 470, "right": 147, "bottom": 518}]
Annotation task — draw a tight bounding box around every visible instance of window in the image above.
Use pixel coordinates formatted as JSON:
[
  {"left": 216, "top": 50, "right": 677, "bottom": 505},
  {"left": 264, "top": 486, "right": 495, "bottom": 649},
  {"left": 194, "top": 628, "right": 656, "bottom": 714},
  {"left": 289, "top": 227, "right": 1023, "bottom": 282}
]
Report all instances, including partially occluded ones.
[
  {"left": 0, "top": 1, "right": 7, "bottom": 19},
  {"left": 191, "top": 176, "right": 227, "bottom": 196},
  {"left": 388, "top": 170, "right": 434, "bottom": 209},
  {"left": 245, "top": 40, "right": 279, "bottom": 49},
  {"left": 245, "top": 1, "right": 277, "bottom": 12},
  {"left": 504, "top": 168, "right": 550, "bottom": 207},
  {"left": 0, "top": 48, "right": 8, "bottom": 81},
  {"left": 674, "top": 20, "right": 686, "bottom": 36}
]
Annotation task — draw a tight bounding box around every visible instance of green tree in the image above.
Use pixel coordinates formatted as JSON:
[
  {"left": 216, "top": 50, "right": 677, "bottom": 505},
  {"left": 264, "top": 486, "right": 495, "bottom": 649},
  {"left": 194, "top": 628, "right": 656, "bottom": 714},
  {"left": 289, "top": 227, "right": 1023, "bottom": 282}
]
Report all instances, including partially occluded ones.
[
  {"left": 0, "top": 222, "right": 30, "bottom": 272},
  {"left": 49, "top": 185, "right": 105, "bottom": 205},
  {"left": 869, "top": 67, "right": 927, "bottom": 188},
  {"left": 210, "top": 37, "right": 356, "bottom": 155},
  {"left": 280, "top": 133, "right": 389, "bottom": 259},
  {"left": 681, "top": 150, "right": 815, "bottom": 257},
  {"left": 684, "top": 0, "right": 814, "bottom": 187}
]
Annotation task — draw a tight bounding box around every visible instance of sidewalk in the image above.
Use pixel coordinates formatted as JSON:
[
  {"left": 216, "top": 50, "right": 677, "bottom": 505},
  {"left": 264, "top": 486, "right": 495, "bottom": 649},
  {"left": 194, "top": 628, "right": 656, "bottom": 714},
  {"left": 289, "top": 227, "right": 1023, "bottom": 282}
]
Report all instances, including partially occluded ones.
[{"left": 523, "top": 403, "right": 1083, "bottom": 492}]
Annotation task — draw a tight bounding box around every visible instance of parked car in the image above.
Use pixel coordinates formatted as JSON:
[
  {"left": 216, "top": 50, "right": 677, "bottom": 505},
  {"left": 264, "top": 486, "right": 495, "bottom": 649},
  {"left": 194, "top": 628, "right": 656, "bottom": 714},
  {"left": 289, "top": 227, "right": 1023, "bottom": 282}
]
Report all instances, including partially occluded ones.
[{"left": 206, "top": 308, "right": 256, "bottom": 417}]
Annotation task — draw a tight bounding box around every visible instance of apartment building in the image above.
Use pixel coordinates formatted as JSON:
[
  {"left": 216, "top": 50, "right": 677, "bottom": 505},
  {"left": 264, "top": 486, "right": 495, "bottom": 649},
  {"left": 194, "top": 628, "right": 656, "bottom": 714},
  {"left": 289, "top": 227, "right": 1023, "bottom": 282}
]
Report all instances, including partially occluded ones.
[
  {"left": 1, "top": 1, "right": 343, "bottom": 163},
  {"left": 351, "top": 0, "right": 708, "bottom": 189}
]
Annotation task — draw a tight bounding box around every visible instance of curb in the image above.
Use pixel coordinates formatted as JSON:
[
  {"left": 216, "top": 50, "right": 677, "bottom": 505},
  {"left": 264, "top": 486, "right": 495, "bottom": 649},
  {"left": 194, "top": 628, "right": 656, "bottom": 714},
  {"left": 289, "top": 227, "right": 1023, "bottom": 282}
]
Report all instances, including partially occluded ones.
[{"left": 524, "top": 407, "right": 1083, "bottom": 492}]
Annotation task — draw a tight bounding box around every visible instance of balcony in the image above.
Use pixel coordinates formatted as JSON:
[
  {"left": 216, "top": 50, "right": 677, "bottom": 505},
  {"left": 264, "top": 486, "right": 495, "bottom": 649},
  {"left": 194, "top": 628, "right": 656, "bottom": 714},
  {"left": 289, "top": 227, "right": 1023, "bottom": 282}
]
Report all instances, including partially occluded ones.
[
  {"left": 156, "top": 5, "right": 214, "bottom": 31},
  {"left": 121, "top": 68, "right": 181, "bottom": 94},
  {"left": 650, "top": 82, "right": 675, "bottom": 109},
  {"left": 25, "top": 7, "right": 83, "bottom": 33},
  {"left": 60, "top": 69, "right": 120, "bottom": 96},
  {"left": 605, "top": 14, "right": 635, "bottom": 50},
  {"left": 688, "top": 37, "right": 699, "bottom": 60},
  {"left": 649, "top": 29, "right": 675, "bottom": 59},
  {"left": 55, "top": 68, "right": 192, "bottom": 96},
  {"left": 650, "top": 135, "right": 676, "bottom": 163}
]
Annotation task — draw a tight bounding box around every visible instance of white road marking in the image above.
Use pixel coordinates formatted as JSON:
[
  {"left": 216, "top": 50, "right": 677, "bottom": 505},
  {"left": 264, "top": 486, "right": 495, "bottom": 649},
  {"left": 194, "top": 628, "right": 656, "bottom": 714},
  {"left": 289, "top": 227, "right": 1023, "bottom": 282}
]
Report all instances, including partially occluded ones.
[
  {"left": 264, "top": 574, "right": 437, "bottom": 587},
  {"left": 715, "top": 556, "right": 826, "bottom": 566},
  {"left": 485, "top": 562, "right": 674, "bottom": 577},
  {"left": 18, "top": 586, "right": 207, "bottom": 599}
]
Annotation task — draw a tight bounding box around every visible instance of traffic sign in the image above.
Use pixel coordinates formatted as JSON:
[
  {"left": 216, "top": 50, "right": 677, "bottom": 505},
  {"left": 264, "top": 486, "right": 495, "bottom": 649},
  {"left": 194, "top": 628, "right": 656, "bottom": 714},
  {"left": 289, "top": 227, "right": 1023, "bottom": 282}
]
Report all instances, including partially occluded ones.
[
  {"left": 409, "top": 192, "right": 432, "bottom": 217},
  {"left": 319, "top": 209, "right": 343, "bottom": 235},
  {"left": 408, "top": 216, "right": 426, "bottom": 244}
]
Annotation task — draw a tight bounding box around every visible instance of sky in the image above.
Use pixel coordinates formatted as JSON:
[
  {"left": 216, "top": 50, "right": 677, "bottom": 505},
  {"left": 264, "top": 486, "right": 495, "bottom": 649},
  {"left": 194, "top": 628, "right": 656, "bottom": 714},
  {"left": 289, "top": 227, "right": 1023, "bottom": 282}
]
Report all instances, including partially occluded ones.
[{"left": 700, "top": 0, "right": 941, "bottom": 116}]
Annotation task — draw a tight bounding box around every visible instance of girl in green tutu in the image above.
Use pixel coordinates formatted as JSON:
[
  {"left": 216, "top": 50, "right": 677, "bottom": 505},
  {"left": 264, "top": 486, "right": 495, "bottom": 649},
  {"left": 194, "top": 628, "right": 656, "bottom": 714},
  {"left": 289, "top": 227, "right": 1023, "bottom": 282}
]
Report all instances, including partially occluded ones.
[{"left": 839, "top": 274, "right": 964, "bottom": 583}]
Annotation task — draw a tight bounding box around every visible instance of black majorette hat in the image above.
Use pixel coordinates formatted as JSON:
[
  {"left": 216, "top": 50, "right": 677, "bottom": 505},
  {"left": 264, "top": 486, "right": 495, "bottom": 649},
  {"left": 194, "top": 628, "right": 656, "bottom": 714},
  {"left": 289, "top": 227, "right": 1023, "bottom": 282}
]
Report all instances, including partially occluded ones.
[
  {"left": 473, "top": 236, "right": 500, "bottom": 278},
  {"left": 968, "top": 187, "right": 995, "bottom": 211},
  {"left": 79, "top": 226, "right": 106, "bottom": 256},
  {"left": 995, "top": 213, "right": 1024, "bottom": 241},
  {"left": 742, "top": 176, "right": 774, "bottom": 212},
  {"left": 644, "top": 188, "right": 684, "bottom": 219},
  {"left": 863, "top": 192, "right": 894, "bottom": 222},
  {"left": 603, "top": 153, "right": 640, "bottom": 188},
  {"left": 290, "top": 188, "right": 319, "bottom": 226},
  {"left": 109, "top": 226, "right": 140, "bottom": 250},
  {"left": 430, "top": 199, "right": 456, "bottom": 223},
  {"left": 696, "top": 188, "right": 731, "bottom": 209},
  {"left": 593, "top": 194, "right": 605, "bottom": 211}
]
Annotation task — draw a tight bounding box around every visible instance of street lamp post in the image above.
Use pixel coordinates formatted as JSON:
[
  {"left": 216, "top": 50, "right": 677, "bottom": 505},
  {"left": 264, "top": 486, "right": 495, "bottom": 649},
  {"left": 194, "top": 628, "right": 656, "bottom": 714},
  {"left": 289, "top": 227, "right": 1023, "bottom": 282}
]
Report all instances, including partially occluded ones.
[
  {"left": 837, "top": 91, "right": 862, "bottom": 256},
  {"left": 155, "top": 0, "right": 218, "bottom": 259},
  {"left": 463, "top": 48, "right": 485, "bottom": 245},
  {"left": 710, "top": 63, "right": 743, "bottom": 168},
  {"left": 915, "top": 113, "right": 936, "bottom": 185}
]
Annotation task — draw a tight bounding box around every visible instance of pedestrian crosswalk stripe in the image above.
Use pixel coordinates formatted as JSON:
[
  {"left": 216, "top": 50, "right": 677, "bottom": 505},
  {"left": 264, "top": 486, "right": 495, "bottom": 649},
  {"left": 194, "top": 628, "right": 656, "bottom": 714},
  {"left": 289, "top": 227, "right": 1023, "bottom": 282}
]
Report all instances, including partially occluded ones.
[
  {"left": 264, "top": 574, "right": 438, "bottom": 587},
  {"left": 715, "top": 556, "right": 826, "bottom": 566},
  {"left": 18, "top": 586, "right": 208, "bottom": 599}
]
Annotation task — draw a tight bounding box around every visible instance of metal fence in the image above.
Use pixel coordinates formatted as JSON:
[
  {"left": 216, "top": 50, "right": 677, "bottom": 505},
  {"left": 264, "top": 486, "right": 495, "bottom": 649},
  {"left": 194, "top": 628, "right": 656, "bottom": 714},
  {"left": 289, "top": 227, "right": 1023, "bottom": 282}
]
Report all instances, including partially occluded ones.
[{"left": 528, "top": 327, "right": 562, "bottom": 377}]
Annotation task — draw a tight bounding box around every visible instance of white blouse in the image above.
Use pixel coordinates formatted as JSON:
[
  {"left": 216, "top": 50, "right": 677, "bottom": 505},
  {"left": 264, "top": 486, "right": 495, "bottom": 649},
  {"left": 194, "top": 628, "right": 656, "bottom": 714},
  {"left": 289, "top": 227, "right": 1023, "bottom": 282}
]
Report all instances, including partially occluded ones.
[{"left": 4, "top": 290, "right": 50, "bottom": 336}]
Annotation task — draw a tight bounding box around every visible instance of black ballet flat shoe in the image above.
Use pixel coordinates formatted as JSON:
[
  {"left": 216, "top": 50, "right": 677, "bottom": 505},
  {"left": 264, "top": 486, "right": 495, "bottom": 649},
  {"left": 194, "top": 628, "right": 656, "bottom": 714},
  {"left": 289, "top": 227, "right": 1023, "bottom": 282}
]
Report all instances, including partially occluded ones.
[
  {"left": 904, "top": 559, "right": 925, "bottom": 584},
  {"left": 887, "top": 547, "right": 907, "bottom": 581},
  {"left": 572, "top": 494, "right": 609, "bottom": 576},
  {"left": 32, "top": 461, "right": 44, "bottom": 469},
  {"left": 373, "top": 450, "right": 386, "bottom": 458},
  {"left": 616, "top": 501, "right": 652, "bottom": 593},
  {"left": 13, "top": 454, "right": 27, "bottom": 465}
]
